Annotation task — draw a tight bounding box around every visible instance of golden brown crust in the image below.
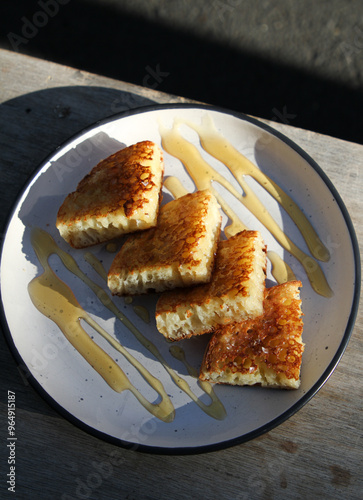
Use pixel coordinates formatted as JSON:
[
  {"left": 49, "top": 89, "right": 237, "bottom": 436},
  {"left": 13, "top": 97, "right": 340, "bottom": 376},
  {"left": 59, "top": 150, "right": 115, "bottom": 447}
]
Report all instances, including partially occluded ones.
[
  {"left": 107, "top": 189, "right": 222, "bottom": 295},
  {"left": 157, "top": 230, "right": 265, "bottom": 313},
  {"left": 56, "top": 141, "right": 164, "bottom": 248},
  {"left": 199, "top": 280, "right": 304, "bottom": 388},
  {"left": 155, "top": 230, "right": 267, "bottom": 340},
  {"left": 111, "top": 190, "right": 217, "bottom": 269},
  {"left": 58, "top": 141, "right": 161, "bottom": 221}
]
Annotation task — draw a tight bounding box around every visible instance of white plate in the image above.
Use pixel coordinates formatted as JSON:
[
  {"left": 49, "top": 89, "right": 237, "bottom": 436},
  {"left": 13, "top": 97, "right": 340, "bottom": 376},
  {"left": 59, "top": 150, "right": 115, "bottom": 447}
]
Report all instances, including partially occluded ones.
[{"left": 1, "top": 104, "right": 360, "bottom": 453}]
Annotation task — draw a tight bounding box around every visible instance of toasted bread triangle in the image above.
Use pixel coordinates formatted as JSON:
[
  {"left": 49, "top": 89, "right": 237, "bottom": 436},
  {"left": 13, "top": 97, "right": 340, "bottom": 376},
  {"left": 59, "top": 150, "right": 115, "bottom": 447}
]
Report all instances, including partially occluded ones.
[
  {"left": 56, "top": 141, "right": 164, "bottom": 248},
  {"left": 199, "top": 280, "right": 304, "bottom": 389},
  {"left": 107, "top": 189, "right": 222, "bottom": 295}
]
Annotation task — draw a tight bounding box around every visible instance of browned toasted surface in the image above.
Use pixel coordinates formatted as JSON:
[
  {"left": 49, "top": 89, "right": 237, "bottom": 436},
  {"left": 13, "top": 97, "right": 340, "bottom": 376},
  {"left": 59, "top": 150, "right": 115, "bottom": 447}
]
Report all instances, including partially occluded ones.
[
  {"left": 155, "top": 230, "right": 267, "bottom": 340},
  {"left": 156, "top": 230, "right": 265, "bottom": 313},
  {"left": 199, "top": 280, "right": 304, "bottom": 387},
  {"left": 57, "top": 141, "right": 162, "bottom": 222},
  {"left": 107, "top": 189, "right": 221, "bottom": 294}
]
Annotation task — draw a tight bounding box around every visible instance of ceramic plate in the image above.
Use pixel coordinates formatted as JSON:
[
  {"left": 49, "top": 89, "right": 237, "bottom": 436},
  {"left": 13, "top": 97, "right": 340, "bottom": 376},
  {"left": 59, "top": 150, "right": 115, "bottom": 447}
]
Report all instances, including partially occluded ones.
[{"left": 1, "top": 104, "right": 360, "bottom": 454}]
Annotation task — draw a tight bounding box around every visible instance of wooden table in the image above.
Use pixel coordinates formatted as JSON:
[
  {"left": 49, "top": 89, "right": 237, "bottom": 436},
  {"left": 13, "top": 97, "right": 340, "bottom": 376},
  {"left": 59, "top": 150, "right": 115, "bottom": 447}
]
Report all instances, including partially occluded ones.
[{"left": 0, "top": 49, "right": 362, "bottom": 499}]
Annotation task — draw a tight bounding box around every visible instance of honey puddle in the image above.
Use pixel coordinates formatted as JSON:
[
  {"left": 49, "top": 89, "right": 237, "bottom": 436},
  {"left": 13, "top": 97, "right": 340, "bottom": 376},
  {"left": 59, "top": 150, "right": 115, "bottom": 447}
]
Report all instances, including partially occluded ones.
[
  {"left": 160, "top": 116, "right": 333, "bottom": 298},
  {"left": 29, "top": 228, "right": 226, "bottom": 422}
]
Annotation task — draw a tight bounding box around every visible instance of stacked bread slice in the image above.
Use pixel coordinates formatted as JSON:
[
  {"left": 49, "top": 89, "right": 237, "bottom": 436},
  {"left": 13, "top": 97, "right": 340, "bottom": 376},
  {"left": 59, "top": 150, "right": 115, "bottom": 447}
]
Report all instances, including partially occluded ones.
[
  {"left": 56, "top": 141, "right": 164, "bottom": 248},
  {"left": 155, "top": 230, "right": 267, "bottom": 340},
  {"left": 107, "top": 189, "right": 222, "bottom": 295}
]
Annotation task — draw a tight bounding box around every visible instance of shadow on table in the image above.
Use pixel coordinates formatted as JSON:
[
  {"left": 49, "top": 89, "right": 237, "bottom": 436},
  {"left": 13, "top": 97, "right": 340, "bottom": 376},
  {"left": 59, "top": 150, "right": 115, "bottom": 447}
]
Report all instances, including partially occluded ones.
[{"left": 1, "top": 0, "right": 363, "bottom": 144}]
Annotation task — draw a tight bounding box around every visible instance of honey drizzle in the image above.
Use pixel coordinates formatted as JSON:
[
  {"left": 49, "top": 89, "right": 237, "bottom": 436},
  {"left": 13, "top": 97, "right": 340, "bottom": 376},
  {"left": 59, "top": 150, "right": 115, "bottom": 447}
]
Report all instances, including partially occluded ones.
[
  {"left": 161, "top": 123, "right": 248, "bottom": 237},
  {"left": 82, "top": 244, "right": 226, "bottom": 420},
  {"left": 163, "top": 176, "right": 188, "bottom": 199},
  {"left": 187, "top": 115, "right": 330, "bottom": 262},
  {"left": 160, "top": 120, "right": 333, "bottom": 298},
  {"left": 267, "top": 250, "right": 297, "bottom": 284},
  {"left": 29, "top": 228, "right": 225, "bottom": 421},
  {"left": 133, "top": 305, "right": 150, "bottom": 324},
  {"left": 28, "top": 228, "right": 174, "bottom": 423},
  {"left": 84, "top": 251, "right": 108, "bottom": 281},
  {"left": 85, "top": 252, "right": 150, "bottom": 323},
  {"left": 169, "top": 345, "right": 227, "bottom": 420}
]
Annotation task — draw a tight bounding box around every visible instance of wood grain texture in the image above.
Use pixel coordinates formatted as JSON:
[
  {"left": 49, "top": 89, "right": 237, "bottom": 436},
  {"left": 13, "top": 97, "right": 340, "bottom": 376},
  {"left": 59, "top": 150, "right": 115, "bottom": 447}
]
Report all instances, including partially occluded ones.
[{"left": 0, "top": 49, "right": 362, "bottom": 500}]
